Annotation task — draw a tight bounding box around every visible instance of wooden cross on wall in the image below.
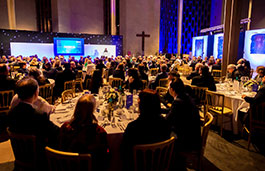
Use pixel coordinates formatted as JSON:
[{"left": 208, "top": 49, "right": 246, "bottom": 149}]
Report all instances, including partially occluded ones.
[{"left": 136, "top": 31, "right": 150, "bottom": 56}]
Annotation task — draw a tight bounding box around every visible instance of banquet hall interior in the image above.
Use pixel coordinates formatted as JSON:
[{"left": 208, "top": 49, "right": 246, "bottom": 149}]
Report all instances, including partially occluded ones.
[{"left": 1, "top": 0, "right": 265, "bottom": 170}]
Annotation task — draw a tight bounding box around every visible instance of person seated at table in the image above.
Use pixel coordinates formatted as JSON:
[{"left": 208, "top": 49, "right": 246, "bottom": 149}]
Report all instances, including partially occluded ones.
[
  {"left": 59, "top": 94, "right": 109, "bottom": 171},
  {"left": 236, "top": 58, "right": 251, "bottom": 78},
  {"left": 226, "top": 64, "right": 239, "bottom": 80},
  {"left": 138, "top": 64, "right": 148, "bottom": 81},
  {"left": 152, "top": 64, "right": 168, "bottom": 89},
  {"left": 54, "top": 62, "right": 76, "bottom": 97},
  {"left": 0, "top": 55, "right": 8, "bottom": 63},
  {"left": 126, "top": 68, "right": 143, "bottom": 93},
  {"left": 0, "top": 64, "right": 16, "bottom": 91},
  {"left": 192, "top": 65, "right": 216, "bottom": 91},
  {"left": 85, "top": 59, "right": 95, "bottom": 79},
  {"left": 89, "top": 69, "right": 103, "bottom": 94},
  {"left": 254, "top": 66, "right": 265, "bottom": 84},
  {"left": 160, "top": 70, "right": 180, "bottom": 107},
  {"left": 212, "top": 58, "right": 222, "bottom": 70},
  {"left": 17, "top": 61, "right": 29, "bottom": 75},
  {"left": 122, "top": 89, "right": 171, "bottom": 171},
  {"left": 166, "top": 79, "right": 201, "bottom": 170},
  {"left": 8, "top": 78, "right": 59, "bottom": 169},
  {"left": 96, "top": 59, "right": 106, "bottom": 76},
  {"left": 186, "top": 62, "right": 203, "bottom": 80},
  {"left": 29, "top": 57, "right": 39, "bottom": 68},
  {"left": 29, "top": 67, "right": 50, "bottom": 86},
  {"left": 70, "top": 61, "right": 78, "bottom": 75},
  {"left": 113, "top": 63, "right": 125, "bottom": 80}
]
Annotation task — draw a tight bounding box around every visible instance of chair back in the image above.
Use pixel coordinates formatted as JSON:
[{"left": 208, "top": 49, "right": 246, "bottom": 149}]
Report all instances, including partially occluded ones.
[
  {"left": 142, "top": 80, "right": 148, "bottom": 90},
  {"left": 109, "top": 77, "right": 123, "bottom": 88},
  {"left": 75, "top": 70, "right": 83, "bottom": 81},
  {"left": 61, "top": 89, "right": 75, "bottom": 103},
  {"left": 150, "top": 68, "right": 159, "bottom": 76},
  {"left": 249, "top": 102, "right": 265, "bottom": 132},
  {"left": 45, "top": 146, "right": 92, "bottom": 171},
  {"left": 190, "top": 85, "right": 208, "bottom": 106},
  {"left": 85, "top": 78, "right": 91, "bottom": 89},
  {"left": 7, "top": 128, "right": 37, "bottom": 170},
  {"left": 201, "top": 112, "right": 213, "bottom": 156},
  {"left": 206, "top": 90, "right": 225, "bottom": 115},
  {"left": 75, "top": 80, "right": 84, "bottom": 92},
  {"left": 159, "top": 78, "right": 169, "bottom": 88},
  {"left": 133, "top": 137, "right": 175, "bottom": 171},
  {"left": 156, "top": 87, "right": 168, "bottom": 96},
  {"left": 0, "top": 90, "right": 14, "bottom": 113},
  {"left": 212, "top": 70, "right": 222, "bottom": 82},
  {"left": 64, "top": 80, "right": 75, "bottom": 91},
  {"left": 39, "top": 84, "right": 53, "bottom": 104}
]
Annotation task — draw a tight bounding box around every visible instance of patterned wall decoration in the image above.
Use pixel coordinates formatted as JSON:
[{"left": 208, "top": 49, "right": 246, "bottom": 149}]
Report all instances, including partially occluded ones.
[
  {"left": 0, "top": 29, "right": 123, "bottom": 56},
  {"left": 181, "top": 0, "right": 211, "bottom": 54},
  {"left": 159, "top": 0, "right": 178, "bottom": 54},
  {"left": 159, "top": 0, "right": 211, "bottom": 55}
]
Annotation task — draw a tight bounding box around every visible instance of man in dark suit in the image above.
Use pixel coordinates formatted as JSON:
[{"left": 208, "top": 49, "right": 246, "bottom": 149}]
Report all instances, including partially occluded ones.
[
  {"left": 153, "top": 64, "right": 168, "bottom": 89},
  {"left": 212, "top": 58, "right": 222, "bottom": 70},
  {"left": 0, "top": 64, "right": 16, "bottom": 91},
  {"left": 166, "top": 79, "right": 201, "bottom": 170},
  {"left": 8, "top": 78, "right": 58, "bottom": 169}
]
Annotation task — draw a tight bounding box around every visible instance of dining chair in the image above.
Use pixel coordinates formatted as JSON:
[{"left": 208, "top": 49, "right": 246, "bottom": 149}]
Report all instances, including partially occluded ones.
[
  {"left": 64, "top": 80, "right": 75, "bottom": 91},
  {"left": 159, "top": 78, "right": 169, "bottom": 88},
  {"left": 133, "top": 137, "right": 175, "bottom": 171},
  {"left": 85, "top": 78, "right": 91, "bottom": 90},
  {"left": 75, "top": 80, "right": 84, "bottom": 92},
  {"left": 61, "top": 89, "right": 75, "bottom": 103},
  {"left": 206, "top": 90, "right": 233, "bottom": 137},
  {"left": 7, "top": 128, "right": 38, "bottom": 170},
  {"left": 212, "top": 70, "right": 222, "bottom": 82},
  {"left": 39, "top": 84, "right": 53, "bottom": 104},
  {"left": 180, "top": 112, "right": 213, "bottom": 171},
  {"left": 150, "top": 68, "right": 159, "bottom": 76},
  {"left": 0, "top": 90, "right": 14, "bottom": 114},
  {"left": 142, "top": 80, "right": 148, "bottom": 90},
  {"left": 109, "top": 77, "right": 123, "bottom": 88},
  {"left": 190, "top": 85, "right": 208, "bottom": 120},
  {"left": 156, "top": 86, "right": 168, "bottom": 96},
  {"left": 75, "top": 70, "right": 83, "bottom": 81},
  {"left": 247, "top": 102, "right": 265, "bottom": 150},
  {"left": 45, "top": 146, "right": 92, "bottom": 171}
]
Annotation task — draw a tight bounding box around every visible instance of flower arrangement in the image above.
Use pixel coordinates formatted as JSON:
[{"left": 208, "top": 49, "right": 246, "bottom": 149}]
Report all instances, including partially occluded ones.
[{"left": 105, "top": 88, "right": 119, "bottom": 104}]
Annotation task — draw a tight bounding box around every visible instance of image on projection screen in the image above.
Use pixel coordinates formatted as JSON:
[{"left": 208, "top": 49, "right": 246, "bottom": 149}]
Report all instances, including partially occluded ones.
[
  {"left": 54, "top": 38, "right": 84, "bottom": 56},
  {"left": 244, "top": 28, "right": 265, "bottom": 70},
  {"left": 195, "top": 39, "right": 204, "bottom": 57}
]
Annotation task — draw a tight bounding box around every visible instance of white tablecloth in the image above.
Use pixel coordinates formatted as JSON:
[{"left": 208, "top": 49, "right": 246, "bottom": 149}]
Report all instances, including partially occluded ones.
[
  {"left": 216, "top": 83, "right": 256, "bottom": 134},
  {"left": 49, "top": 94, "right": 139, "bottom": 134}
]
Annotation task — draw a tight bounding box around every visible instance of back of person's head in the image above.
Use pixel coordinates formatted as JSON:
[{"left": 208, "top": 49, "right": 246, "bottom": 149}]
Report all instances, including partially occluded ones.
[
  {"left": 0, "top": 64, "right": 8, "bottom": 76},
  {"left": 200, "top": 65, "right": 210, "bottom": 76},
  {"left": 117, "top": 63, "right": 124, "bottom": 71},
  {"left": 64, "top": 62, "right": 70, "bottom": 70},
  {"left": 139, "top": 89, "right": 161, "bottom": 118},
  {"left": 71, "top": 94, "right": 97, "bottom": 127},
  {"left": 195, "top": 63, "right": 203, "bottom": 71},
  {"left": 138, "top": 64, "right": 145, "bottom": 73},
  {"left": 170, "top": 78, "right": 185, "bottom": 95},
  {"left": 29, "top": 67, "right": 41, "bottom": 79},
  {"left": 161, "top": 64, "right": 167, "bottom": 72},
  {"left": 168, "top": 70, "right": 180, "bottom": 80},
  {"left": 16, "top": 77, "right": 38, "bottom": 100},
  {"left": 227, "top": 64, "right": 236, "bottom": 71}
]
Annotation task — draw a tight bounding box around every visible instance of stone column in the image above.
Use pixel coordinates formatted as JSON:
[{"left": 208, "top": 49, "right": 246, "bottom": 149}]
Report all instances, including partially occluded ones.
[
  {"left": 221, "top": 0, "right": 242, "bottom": 76},
  {"left": 177, "top": 0, "right": 183, "bottom": 55},
  {"left": 7, "top": 0, "right": 16, "bottom": 29},
  {"left": 111, "top": 0, "right": 116, "bottom": 35}
]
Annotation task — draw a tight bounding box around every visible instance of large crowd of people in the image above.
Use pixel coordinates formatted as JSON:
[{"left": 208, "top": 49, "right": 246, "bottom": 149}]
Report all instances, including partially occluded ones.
[{"left": 1, "top": 53, "right": 265, "bottom": 170}]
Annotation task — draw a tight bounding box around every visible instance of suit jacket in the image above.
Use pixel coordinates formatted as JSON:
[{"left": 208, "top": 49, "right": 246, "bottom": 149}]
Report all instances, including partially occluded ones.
[
  {"left": 244, "top": 87, "right": 265, "bottom": 106},
  {"left": 54, "top": 69, "right": 76, "bottom": 96},
  {"left": 153, "top": 72, "right": 168, "bottom": 89},
  {"left": 113, "top": 70, "right": 125, "bottom": 80},
  {"left": 166, "top": 93, "right": 201, "bottom": 152},
  {"left": 191, "top": 75, "right": 216, "bottom": 91},
  {"left": 186, "top": 70, "right": 199, "bottom": 80},
  {"left": 0, "top": 75, "right": 16, "bottom": 91}
]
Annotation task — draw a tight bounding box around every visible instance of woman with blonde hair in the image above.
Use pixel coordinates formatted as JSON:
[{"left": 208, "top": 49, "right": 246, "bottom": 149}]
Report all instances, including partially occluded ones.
[{"left": 59, "top": 94, "right": 109, "bottom": 170}]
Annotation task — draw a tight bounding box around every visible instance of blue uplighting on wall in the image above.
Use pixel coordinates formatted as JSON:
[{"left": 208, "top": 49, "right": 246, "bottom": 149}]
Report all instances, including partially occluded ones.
[
  {"left": 159, "top": 0, "right": 178, "bottom": 54},
  {"left": 159, "top": 0, "right": 211, "bottom": 55},
  {"left": 181, "top": 0, "right": 211, "bottom": 54}
]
